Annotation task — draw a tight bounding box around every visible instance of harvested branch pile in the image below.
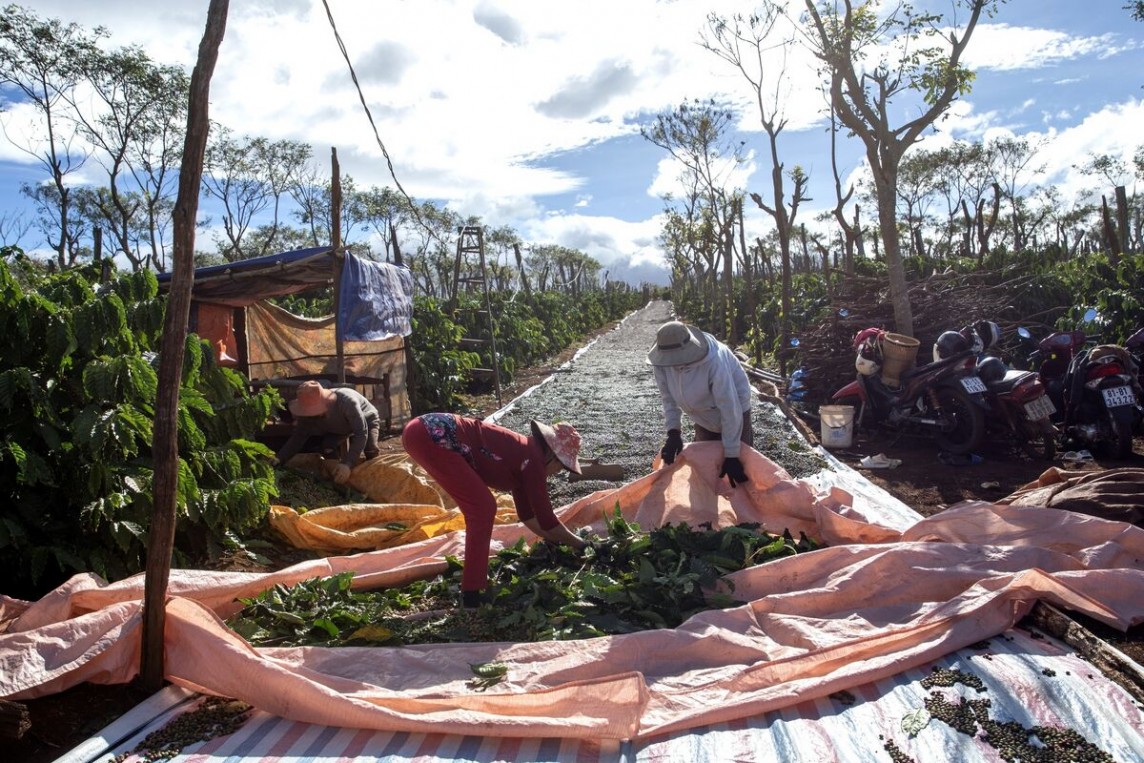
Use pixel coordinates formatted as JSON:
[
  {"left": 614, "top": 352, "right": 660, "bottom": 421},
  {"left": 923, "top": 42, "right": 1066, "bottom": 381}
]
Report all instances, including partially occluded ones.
[{"left": 791, "top": 270, "right": 1026, "bottom": 407}]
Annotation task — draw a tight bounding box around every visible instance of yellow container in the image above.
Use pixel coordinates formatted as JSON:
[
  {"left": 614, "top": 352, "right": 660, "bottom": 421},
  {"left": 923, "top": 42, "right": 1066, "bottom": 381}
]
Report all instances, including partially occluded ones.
[
  {"left": 819, "top": 405, "right": 855, "bottom": 448},
  {"left": 880, "top": 333, "right": 919, "bottom": 387}
]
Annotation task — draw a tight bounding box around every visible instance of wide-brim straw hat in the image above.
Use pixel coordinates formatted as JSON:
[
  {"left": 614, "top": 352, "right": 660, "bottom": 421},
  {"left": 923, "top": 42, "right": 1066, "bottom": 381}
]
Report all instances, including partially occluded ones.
[
  {"left": 647, "top": 321, "right": 710, "bottom": 366},
  {"left": 289, "top": 380, "right": 337, "bottom": 417},
  {"left": 530, "top": 420, "right": 582, "bottom": 474}
]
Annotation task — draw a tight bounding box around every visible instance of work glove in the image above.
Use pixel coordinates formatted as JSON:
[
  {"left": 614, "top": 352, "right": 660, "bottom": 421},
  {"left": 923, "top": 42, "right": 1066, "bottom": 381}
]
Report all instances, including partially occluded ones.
[
  {"left": 660, "top": 429, "right": 684, "bottom": 465},
  {"left": 331, "top": 462, "right": 352, "bottom": 485},
  {"left": 719, "top": 456, "right": 748, "bottom": 488}
]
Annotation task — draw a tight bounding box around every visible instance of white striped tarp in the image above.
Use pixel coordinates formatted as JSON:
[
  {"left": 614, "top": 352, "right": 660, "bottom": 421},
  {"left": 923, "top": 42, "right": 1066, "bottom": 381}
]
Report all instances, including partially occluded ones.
[{"left": 91, "top": 626, "right": 1144, "bottom": 763}]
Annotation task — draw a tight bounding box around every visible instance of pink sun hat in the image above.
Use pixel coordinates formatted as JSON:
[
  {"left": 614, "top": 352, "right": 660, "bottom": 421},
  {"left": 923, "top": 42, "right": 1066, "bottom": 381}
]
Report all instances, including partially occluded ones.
[
  {"left": 289, "top": 380, "right": 337, "bottom": 417},
  {"left": 529, "top": 420, "right": 582, "bottom": 474}
]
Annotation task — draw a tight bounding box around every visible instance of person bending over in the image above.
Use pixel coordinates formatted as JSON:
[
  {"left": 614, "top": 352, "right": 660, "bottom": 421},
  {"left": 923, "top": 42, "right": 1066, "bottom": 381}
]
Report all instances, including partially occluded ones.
[
  {"left": 402, "top": 413, "right": 587, "bottom": 608},
  {"left": 647, "top": 321, "right": 754, "bottom": 488},
  {"left": 274, "top": 380, "right": 380, "bottom": 484}
]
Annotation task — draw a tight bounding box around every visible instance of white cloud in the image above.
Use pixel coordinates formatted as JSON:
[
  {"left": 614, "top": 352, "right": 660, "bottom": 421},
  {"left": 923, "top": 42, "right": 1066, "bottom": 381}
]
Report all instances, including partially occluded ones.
[
  {"left": 965, "top": 24, "right": 1117, "bottom": 71},
  {"left": 4, "top": 1, "right": 1143, "bottom": 285}
]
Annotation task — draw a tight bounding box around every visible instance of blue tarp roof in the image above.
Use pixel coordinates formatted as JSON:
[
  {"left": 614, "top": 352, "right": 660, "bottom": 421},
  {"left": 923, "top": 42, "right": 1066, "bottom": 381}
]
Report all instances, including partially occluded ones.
[{"left": 155, "top": 247, "right": 337, "bottom": 306}]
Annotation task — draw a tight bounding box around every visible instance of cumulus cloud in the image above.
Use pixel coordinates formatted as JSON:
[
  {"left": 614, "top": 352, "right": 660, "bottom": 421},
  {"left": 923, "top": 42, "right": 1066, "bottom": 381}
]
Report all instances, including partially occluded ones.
[
  {"left": 354, "top": 41, "right": 416, "bottom": 86},
  {"left": 535, "top": 61, "right": 640, "bottom": 120},
  {"left": 473, "top": 3, "right": 524, "bottom": 45},
  {"left": 2, "top": 1, "right": 1142, "bottom": 286},
  {"left": 966, "top": 25, "right": 1118, "bottom": 71}
]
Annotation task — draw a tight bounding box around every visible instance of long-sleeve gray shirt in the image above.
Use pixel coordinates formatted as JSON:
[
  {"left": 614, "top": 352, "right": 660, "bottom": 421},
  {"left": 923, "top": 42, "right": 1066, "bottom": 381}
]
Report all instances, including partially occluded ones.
[{"left": 275, "top": 388, "right": 379, "bottom": 467}]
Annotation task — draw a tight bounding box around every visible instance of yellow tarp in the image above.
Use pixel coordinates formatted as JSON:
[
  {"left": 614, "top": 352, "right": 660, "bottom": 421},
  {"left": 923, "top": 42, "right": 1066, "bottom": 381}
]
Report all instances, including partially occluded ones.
[{"left": 269, "top": 453, "right": 518, "bottom": 553}]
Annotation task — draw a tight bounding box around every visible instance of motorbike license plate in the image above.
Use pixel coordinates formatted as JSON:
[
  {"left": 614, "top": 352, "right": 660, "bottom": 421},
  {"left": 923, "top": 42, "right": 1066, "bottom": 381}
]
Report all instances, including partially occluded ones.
[
  {"left": 1102, "top": 385, "right": 1136, "bottom": 408},
  {"left": 1023, "top": 395, "right": 1056, "bottom": 421},
  {"left": 960, "top": 375, "right": 987, "bottom": 394}
]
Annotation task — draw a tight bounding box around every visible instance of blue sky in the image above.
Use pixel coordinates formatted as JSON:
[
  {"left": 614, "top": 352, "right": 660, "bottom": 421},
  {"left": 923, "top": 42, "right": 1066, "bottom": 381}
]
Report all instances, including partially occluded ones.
[{"left": 1, "top": 1, "right": 1142, "bottom": 285}]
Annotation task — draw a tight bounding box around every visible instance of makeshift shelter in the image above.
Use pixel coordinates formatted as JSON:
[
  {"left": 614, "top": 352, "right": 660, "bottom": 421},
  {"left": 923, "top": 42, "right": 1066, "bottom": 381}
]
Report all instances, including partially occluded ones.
[{"left": 156, "top": 246, "right": 414, "bottom": 433}]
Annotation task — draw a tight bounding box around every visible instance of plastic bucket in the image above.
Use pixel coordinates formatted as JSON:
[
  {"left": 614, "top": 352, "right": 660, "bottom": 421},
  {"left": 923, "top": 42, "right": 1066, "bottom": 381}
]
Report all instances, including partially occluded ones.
[
  {"left": 819, "top": 405, "right": 855, "bottom": 448},
  {"left": 880, "top": 333, "right": 920, "bottom": 388}
]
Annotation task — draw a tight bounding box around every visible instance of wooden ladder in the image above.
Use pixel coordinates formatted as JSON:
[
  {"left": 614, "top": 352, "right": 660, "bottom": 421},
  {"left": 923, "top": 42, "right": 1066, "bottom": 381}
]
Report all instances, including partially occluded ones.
[{"left": 449, "top": 225, "right": 503, "bottom": 406}]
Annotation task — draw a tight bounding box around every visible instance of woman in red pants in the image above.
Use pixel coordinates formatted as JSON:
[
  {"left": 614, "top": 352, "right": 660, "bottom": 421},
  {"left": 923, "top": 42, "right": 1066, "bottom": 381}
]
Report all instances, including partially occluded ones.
[{"left": 401, "top": 413, "right": 588, "bottom": 608}]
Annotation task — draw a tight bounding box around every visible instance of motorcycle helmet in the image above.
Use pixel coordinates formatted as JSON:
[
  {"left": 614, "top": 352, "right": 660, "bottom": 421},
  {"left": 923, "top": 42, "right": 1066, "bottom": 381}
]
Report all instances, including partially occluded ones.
[
  {"left": 933, "top": 330, "right": 970, "bottom": 362},
  {"left": 974, "top": 320, "right": 1002, "bottom": 351},
  {"left": 977, "top": 356, "right": 1006, "bottom": 384},
  {"left": 852, "top": 327, "right": 884, "bottom": 349},
  {"left": 855, "top": 353, "right": 881, "bottom": 376}
]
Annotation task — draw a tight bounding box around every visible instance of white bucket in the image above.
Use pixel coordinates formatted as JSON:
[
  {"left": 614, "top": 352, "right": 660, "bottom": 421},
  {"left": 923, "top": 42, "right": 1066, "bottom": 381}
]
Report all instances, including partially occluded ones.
[{"left": 819, "top": 405, "right": 855, "bottom": 448}]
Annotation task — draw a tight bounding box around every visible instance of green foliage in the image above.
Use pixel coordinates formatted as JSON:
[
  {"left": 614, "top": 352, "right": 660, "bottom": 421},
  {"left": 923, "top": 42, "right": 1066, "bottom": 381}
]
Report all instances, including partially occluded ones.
[
  {"left": 410, "top": 285, "right": 644, "bottom": 413},
  {"left": 0, "top": 252, "right": 279, "bottom": 597},
  {"left": 228, "top": 507, "right": 821, "bottom": 647},
  {"left": 408, "top": 294, "right": 480, "bottom": 411}
]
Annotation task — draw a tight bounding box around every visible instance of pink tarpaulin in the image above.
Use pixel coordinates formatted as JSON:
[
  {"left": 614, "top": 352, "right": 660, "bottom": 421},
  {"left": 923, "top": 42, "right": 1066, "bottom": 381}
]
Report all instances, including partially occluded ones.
[{"left": 2, "top": 442, "right": 1143, "bottom": 742}]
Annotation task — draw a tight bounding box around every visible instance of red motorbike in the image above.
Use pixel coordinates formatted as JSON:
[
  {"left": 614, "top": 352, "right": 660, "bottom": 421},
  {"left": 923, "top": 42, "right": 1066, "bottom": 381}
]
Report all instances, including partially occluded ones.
[
  {"left": 831, "top": 327, "right": 987, "bottom": 455},
  {"left": 1062, "top": 343, "right": 1141, "bottom": 458},
  {"left": 1023, "top": 311, "right": 1142, "bottom": 458},
  {"left": 1022, "top": 326, "right": 1086, "bottom": 419},
  {"left": 975, "top": 354, "right": 1058, "bottom": 460},
  {"left": 1127, "top": 326, "right": 1144, "bottom": 431}
]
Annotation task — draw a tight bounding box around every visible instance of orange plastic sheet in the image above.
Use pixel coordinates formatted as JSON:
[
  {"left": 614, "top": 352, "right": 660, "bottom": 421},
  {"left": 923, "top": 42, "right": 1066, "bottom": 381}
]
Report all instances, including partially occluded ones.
[{"left": 2, "top": 442, "right": 1143, "bottom": 742}]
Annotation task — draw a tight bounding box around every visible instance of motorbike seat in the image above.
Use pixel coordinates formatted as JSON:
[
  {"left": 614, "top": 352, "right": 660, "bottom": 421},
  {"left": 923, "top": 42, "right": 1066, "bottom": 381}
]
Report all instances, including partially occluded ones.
[
  {"left": 901, "top": 353, "right": 962, "bottom": 381},
  {"left": 987, "top": 369, "right": 1037, "bottom": 393}
]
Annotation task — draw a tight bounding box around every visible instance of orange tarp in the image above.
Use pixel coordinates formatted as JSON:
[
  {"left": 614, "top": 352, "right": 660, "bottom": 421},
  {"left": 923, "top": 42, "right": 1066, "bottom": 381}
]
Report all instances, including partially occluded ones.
[{"left": 2, "top": 442, "right": 1142, "bottom": 741}]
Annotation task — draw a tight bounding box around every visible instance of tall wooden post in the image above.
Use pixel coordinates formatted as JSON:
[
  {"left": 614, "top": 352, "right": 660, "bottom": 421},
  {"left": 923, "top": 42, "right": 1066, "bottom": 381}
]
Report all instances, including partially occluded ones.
[
  {"left": 331, "top": 148, "right": 345, "bottom": 384},
  {"left": 141, "top": 0, "right": 229, "bottom": 693}
]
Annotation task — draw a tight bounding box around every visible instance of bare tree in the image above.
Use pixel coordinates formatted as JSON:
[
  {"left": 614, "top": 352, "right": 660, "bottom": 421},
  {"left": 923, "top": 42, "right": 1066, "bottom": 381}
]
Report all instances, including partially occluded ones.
[
  {"left": 203, "top": 127, "right": 312, "bottom": 260},
  {"left": 802, "top": 0, "right": 999, "bottom": 336},
  {"left": 0, "top": 209, "right": 31, "bottom": 246},
  {"left": 989, "top": 135, "right": 1044, "bottom": 252},
  {"left": 703, "top": 6, "right": 809, "bottom": 360},
  {"left": 67, "top": 46, "right": 190, "bottom": 270},
  {"left": 0, "top": 5, "right": 104, "bottom": 267},
  {"left": 642, "top": 98, "right": 745, "bottom": 327}
]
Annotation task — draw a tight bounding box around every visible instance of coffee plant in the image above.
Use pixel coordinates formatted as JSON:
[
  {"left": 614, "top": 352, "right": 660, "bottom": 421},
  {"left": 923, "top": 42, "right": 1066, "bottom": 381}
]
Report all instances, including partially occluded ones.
[
  {"left": 409, "top": 285, "right": 645, "bottom": 412},
  {"left": 0, "top": 250, "right": 280, "bottom": 597}
]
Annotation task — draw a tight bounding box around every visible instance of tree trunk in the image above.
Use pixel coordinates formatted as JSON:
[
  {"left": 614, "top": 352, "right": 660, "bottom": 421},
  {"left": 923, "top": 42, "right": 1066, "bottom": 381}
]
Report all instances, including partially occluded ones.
[
  {"left": 1115, "top": 185, "right": 1129, "bottom": 255},
  {"left": 875, "top": 177, "right": 914, "bottom": 336},
  {"left": 960, "top": 199, "right": 974, "bottom": 259},
  {"left": 141, "top": 0, "right": 229, "bottom": 693},
  {"left": 722, "top": 221, "right": 734, "bottom": 341},
  {"left": 513, "top": 243, "right": 531, "bottom": 296},
  {"left": 737, "top": 199, "right": 753, "bottom": 348},
  {"left": 853, "top": 205, "right": 866, "bottom": 268},
  {"left": 1102, "top": 195, "right": 1122, "bottom": 269},
  {"left": 390, "top": 222, "right": 403, "bottom": 266}
]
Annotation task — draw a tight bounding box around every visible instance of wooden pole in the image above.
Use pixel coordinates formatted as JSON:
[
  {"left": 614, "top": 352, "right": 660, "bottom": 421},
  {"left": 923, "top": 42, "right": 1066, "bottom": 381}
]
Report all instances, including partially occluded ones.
[
  {"left": 141, "top": 0, "right": 229, "bottom": 693},
  {"left": 331, "top": 147, "right": 345, "bottom": 385}
]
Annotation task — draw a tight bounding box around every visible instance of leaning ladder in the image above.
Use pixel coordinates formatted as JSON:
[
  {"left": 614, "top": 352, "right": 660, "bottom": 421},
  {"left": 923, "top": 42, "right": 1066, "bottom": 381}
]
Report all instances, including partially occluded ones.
[{"left": 449, "top": 225, "right": 503, "bottom": 406}]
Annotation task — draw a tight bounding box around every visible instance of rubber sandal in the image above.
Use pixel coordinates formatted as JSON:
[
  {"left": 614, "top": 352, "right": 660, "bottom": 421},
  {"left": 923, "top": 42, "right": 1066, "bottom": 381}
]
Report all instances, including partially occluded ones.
[
  {"left": 1062, "top": 450, "right": 1093, "bottom": 464},
  {"left": 859, "top": 453, "right": 901, "bottom": 469}
]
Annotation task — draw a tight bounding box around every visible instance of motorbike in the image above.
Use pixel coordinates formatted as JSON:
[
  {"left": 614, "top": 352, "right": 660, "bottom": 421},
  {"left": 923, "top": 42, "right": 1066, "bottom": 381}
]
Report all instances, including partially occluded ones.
[
  {"left": 973, "top": 353, "right": 1058, "bottom": 461},
  {"left": 1061, "top": 342, "right": 1141, "bottom": 458},
  {"left": 1127, "top": 326, "right": 1144, "bottom": 433},
  {"left": 1022, "top": 309, "right": 1142, "bottom": 459},
  {"left": 831, "top": 326, "right": 988, "bottom": 455},
  {"left": 1021, "top": 325, "right": 1086, "bottom": 419}
]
